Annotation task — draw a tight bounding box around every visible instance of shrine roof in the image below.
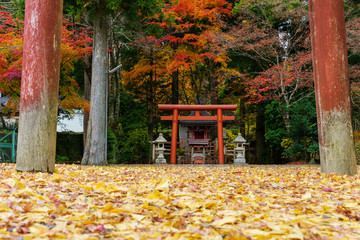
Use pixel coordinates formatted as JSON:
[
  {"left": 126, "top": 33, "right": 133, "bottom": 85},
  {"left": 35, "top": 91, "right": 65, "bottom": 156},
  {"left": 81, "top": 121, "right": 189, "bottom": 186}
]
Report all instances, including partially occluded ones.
[
  {"left": 179, "top": 111, "right": 216, "bottom": 125},
  {"left": 158, "top": 104, "right": 237, "bottom": 111}
]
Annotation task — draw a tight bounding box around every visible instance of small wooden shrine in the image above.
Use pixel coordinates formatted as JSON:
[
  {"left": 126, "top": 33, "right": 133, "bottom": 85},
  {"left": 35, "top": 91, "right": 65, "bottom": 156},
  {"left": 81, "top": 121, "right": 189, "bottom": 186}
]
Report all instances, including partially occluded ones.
[
  {"left": 178, "top": 111, "right": 216, "bottom": 164},
  {"left": 158, "top": 104, "right": 237, "bottom": 164}
]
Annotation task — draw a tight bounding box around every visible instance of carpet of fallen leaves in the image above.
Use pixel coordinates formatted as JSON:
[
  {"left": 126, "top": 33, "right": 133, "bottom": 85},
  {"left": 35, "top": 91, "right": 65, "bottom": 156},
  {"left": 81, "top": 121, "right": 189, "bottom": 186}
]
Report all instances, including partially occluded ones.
[{"left": 0, "top": 164, "right": 360, "bottom": 240}]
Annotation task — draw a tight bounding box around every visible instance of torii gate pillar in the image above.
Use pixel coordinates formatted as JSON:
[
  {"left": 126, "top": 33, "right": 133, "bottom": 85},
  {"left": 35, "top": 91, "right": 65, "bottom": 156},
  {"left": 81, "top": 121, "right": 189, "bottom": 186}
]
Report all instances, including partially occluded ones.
[
  {"left": 308, "top": 0, "right": 357, "bottom": 175},
  {"left": 217, "top": 108, "right": 224, "bottom": 164},
  {"left": 170, "top": 109, "right": 179, "bottom": 165},
  {"left": 16, "top": 0, "right": 63, "bottom": 173}
]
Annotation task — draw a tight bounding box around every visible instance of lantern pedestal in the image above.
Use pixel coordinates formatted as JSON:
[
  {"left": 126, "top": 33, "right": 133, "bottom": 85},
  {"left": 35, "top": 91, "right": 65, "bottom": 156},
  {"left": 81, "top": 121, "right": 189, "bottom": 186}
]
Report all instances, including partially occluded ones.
[
  {"left": 155, "top": 147, "right": 166, "bottom": 164},
  {"left": 234, "top": 146, "right": 246, "bottom": 164},
  {"left": 233, "top": 133, "right": 247, "bottom": 164},
  {"left": 155, "top": 133, "right": 167, "bottom": 164}
]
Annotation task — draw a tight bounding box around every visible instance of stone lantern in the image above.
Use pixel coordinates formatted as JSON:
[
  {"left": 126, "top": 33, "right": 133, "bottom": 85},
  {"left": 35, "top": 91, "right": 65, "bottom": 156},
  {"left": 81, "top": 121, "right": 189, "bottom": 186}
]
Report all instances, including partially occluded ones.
[
  {"left": 155, "top": 133, "right": 167, "bottom": 164},
  {"left": 234, "top": 133, "right": 246, "bottom": 164}
]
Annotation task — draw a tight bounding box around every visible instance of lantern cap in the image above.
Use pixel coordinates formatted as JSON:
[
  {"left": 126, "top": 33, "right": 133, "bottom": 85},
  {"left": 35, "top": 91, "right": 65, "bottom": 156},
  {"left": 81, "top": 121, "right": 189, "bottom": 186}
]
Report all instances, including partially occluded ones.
[
  {"left": 155, "top": 133, "right": 167, "bottom": 143},
  {"left": 234, "top": 133, "right": 246, "bottom": 143}
]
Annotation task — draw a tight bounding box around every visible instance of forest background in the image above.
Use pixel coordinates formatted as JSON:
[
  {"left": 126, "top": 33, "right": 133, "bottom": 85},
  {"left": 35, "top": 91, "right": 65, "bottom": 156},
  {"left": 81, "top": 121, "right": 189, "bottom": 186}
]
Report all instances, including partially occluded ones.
[{"left": 1, "top": 0, "right": 360, "bottom": 165}]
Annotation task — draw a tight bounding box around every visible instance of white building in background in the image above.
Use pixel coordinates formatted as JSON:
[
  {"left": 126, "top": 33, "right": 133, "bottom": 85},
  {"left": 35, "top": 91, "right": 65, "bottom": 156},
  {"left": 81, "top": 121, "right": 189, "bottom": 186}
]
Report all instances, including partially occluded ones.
[
  {"left": 0, "top": 95, "right": 84, "bottom": 132},
  {"left": 57, "top": 110, "right": 84, "bottom": 133}
]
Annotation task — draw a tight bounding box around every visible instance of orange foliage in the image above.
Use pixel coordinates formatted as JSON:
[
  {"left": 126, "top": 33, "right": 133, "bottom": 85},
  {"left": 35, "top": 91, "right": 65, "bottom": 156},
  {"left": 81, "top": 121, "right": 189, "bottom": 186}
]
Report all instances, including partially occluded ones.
[
  {"left": 354, "top": 131, "right": 360, "bottom": 143},
  {"left": 0, "top": 9, "right": 92, "bottom": 115},
  {"left": 124, "top": 0, "right": 239, "bottom": 104}
]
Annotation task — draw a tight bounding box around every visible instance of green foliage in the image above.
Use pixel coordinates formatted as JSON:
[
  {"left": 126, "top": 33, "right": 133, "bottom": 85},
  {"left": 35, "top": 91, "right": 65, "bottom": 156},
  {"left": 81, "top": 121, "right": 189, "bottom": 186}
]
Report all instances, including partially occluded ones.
[
  {"left": 9, "top": 0, "right": 25, "bottom": 19},
  {"left": 355, "top": 142, "right": 360, "bottom": 165},
  {"left": 55, "top": 155, "right": 70, "bottom": 163},
  {"left": 233, "top": 0, "right": 306, "bottom": 23},
  {"left": 118, "top": 127, "right": 150, "bottom": 164},
  {"left": 282, "top": 97, "right": 318, "bottom": 161},
  {"left": 116, "top": 93, "right": 150, "bottom": 163},
  {"left": 262, "top": 97, "right": 319, "bottom": 163},
  {"left": 264, "top": 101, "right": 287, "bottom": 150},
  {"left": 352, "top": 131, "right": 360, "bottom": 165},
  {"left": 177, "top": 147, "right": 185, "bottom": 156},
  {"left": 107, "top": 127, "right": 119, "bottom": 164},
  {"left": 225, "top": 129, "right": 236, "bottom": 142},
  {"left": 263, "top": 97, "right": 319, "bottom": 162}
]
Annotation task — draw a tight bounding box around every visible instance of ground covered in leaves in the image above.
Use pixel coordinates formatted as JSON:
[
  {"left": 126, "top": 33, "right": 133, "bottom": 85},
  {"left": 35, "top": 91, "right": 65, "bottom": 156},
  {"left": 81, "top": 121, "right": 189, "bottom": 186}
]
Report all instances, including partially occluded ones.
[{"left": 0, "top": 164, "right": 360, "bottom": 239}]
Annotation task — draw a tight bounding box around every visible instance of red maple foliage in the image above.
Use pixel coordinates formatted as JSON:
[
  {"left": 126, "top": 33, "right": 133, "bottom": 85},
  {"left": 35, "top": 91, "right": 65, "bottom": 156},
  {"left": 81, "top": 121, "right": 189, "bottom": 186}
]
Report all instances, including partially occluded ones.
[
  {"left": 0, "top": 8, "right": 92, "bottom": 117},
  {"left": 125, "top": 0, "right": 239, "bottom": 104}
]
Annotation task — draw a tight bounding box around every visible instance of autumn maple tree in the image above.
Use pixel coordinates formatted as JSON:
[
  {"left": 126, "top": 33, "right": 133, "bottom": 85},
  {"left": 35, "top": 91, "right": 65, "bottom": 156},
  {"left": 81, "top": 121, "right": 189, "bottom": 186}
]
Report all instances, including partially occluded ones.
[
  {"left": 224, "top": 0, "right": 313, "bottom": 129},
  {"left": 0, "top": 8, "right": 92, "bottom": 119},
  {"left": 59, "top": 19, "right": 92, "bottom": 113},
  {"left": 119, "top": 0, "right": 240, "bottom": 162},
  {"left": 124, "top": 0, "right": 239, "bottom": 105},
  {"left": 0, "top": 8, "right": 23, "bottom": 120}
]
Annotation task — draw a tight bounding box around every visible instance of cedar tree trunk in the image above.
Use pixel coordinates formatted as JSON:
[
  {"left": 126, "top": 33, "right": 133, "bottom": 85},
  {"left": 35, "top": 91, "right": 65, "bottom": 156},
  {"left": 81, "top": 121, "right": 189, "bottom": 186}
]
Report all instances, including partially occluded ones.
[
  {"left": 82, "top": 3, "right": 108, "bottom": 165},
  {"left": 83, "top": 66, "right": 91, "bottom": 146},
  {"left": 171, "top": 70, "right": 179, "bottom": 104},
  {"left": 255, "top": 108, "right": 266, "bottom": 164}
]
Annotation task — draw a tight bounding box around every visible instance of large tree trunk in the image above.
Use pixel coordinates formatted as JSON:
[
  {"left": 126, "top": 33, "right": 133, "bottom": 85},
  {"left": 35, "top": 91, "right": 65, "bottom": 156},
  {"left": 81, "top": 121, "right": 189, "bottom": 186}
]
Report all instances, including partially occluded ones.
[
  {"left": 239, "top": 98, "right": 246, "bottom": 136},
  {"left": 255, "top": 107, "right": 266, "bottom": 164},
  {"left": 108, "top": 51, "right": 116, "bottom": 127},
  {"left": 208, "top": 61, "right": 218, "bottom": 104},
  {"left": 147, "top": 64, "right": 155, "bottom": 164},
  {"left": 82, "top": 3, "right": 108, "bottom": 165},
  {"left": 171, "top": 70, "right": 179, "bottom": 104},
  {"left": 83, "top": 58, "right": 91, "bottom": 146},
  {"left": 278, "top": 100, "right": 291, "bottom": 130},
  {"left": 309, "top": 0, "right": 357, "bottom": 175},
  {"left": 108, "top": 73, "right": 116, "bottom": 127},
  {"left": 108, "top": 71, "right": 121, "bottom": 128},
  {"left": 114, "top": 75, "right": 121, "bottom": 122},
  {"left": 16, "top": 0, "right": 63, "bottom": 173}
]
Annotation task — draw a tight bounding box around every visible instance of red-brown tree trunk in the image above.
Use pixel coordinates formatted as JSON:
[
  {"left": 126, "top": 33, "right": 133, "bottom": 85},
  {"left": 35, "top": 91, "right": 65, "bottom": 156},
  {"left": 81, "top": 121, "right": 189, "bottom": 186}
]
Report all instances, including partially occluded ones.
[
  {"left": 16, "top": 0, "right": 63, "bottom": 173},
  {"left": 308, "top": 0, "right": 357, "bottom": 175}
]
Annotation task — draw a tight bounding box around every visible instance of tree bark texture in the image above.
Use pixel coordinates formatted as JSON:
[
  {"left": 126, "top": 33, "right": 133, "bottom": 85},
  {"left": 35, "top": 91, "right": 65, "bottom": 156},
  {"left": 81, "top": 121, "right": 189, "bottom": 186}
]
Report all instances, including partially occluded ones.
[
  {"left": 108, "top": 74, "right": 116, "bottom": 127},
  {"left": 16, "top": 0, "right": 63, "bottom": 173},
  {"left": 114, "top": 76, "right": 121, "bottom": 123},
  {"left": 308, "top": 0, "right": 357, "bottom": 175},
  {"left": 108, "top": 70, "right": 121, "bottom": 128},
  {"left": 171, "top": 70, "right": 179, "bottom": 104},
  {"left": 82, "top": 4, "right": 108, "bottom": 165},
  {"left": 239, "top": 98, "right": 246, "bottom": 136},
  {"left": 255, "top": 107, "right": 266, "bottom": 164},
  {"left": 108, "top": 17, "right": 122, "bottom": 128},
  {"left": 83, "top": 62, "right": 91, "bottom": 146}
]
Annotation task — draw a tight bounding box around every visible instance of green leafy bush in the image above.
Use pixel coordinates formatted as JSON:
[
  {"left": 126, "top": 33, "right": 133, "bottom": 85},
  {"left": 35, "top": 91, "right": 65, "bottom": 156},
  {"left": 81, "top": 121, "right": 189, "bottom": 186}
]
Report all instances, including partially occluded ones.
[
  {"left": 115, "top": 93, "right": 150, "bottom": 163},
  {"left": 56, "top": 155, "right": 70, "bottom": 163},
  {"left": 118, "top": 127, "right": 149, "bottom": 164},
  {"left": 107, "top": 127, "right": 119, "bottom": 164},
  {"left": 263, "top": 98, "right": 319, "bottom": 163},
  {"left": 283, "top": 97, "right": 319, "bottom": 161}
]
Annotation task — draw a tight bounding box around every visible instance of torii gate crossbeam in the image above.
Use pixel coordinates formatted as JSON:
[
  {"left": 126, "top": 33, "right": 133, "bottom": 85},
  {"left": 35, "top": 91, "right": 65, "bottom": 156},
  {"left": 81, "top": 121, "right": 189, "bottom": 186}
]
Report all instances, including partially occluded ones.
[{"left": 158, "top": 104, "right": 237, "bottom": 164}]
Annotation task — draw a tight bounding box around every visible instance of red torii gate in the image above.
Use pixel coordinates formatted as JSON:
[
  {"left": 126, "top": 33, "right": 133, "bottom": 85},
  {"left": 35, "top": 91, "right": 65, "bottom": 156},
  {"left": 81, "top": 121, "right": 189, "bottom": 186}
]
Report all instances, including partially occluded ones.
[{"left": 158, "top": 104, "right": 237, "bottom": 164}]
